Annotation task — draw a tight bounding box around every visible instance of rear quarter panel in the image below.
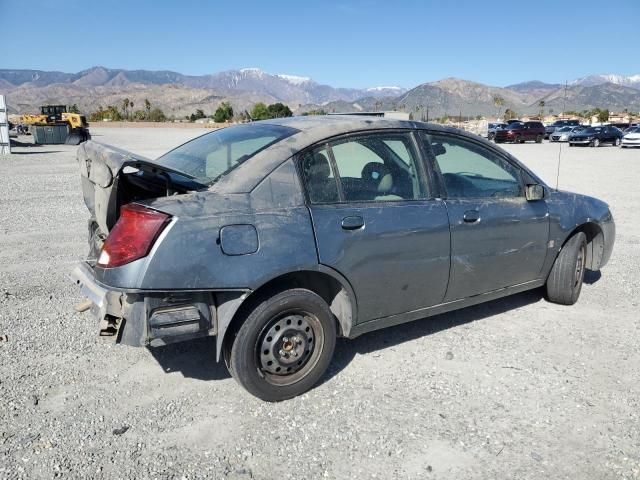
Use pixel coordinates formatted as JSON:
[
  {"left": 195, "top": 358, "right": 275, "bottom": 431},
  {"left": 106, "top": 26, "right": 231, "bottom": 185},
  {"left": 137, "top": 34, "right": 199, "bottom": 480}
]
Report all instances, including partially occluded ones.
[{"left": 95, "top": 159, "right": 320, "bottom": 291}]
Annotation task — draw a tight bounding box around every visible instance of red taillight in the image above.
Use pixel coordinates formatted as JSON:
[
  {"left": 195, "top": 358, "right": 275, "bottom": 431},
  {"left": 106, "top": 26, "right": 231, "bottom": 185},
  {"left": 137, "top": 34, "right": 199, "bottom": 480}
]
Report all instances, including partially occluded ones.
[{"left": 97, "top": 204, "right": 171, "bottom": 268}]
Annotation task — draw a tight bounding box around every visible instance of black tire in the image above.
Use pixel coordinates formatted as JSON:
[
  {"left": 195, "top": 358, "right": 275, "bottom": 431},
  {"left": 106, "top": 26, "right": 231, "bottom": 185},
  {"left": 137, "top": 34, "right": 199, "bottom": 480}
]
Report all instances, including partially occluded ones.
[
  {"left": 546, "top": 232, "right": 587, "bottom": 305},
  {"left": 591, "top": 138, "right": 600, "bottom": 147},
  {"left": 535, "top": 134, "right": 543, "bottom": 143},
  {"left": 229, "top": 289, "right": 336, "bottom": 401},
  {"left": 614, "top": 137, "right": 621, "bottom": 146}
]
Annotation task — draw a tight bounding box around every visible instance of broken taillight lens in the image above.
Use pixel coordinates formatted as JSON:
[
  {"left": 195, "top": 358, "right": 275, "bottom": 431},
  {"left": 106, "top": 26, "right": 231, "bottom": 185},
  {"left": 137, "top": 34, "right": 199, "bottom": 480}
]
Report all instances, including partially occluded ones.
[{"left": 97, "top": 204, "right": 171, "bottom": 268}]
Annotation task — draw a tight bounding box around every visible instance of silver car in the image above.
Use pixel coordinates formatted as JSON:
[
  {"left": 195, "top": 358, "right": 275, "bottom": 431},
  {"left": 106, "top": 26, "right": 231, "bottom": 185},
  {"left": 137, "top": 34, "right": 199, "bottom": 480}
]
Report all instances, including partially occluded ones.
[
  {"left": 621, "top": 126, "right": 640, "bottom": 148},
  {"left": 71, "top": 116, "right": 615, "bottom": 401},
  {"left": 549, "top": 125, "right": 584, "bottom": 142}
]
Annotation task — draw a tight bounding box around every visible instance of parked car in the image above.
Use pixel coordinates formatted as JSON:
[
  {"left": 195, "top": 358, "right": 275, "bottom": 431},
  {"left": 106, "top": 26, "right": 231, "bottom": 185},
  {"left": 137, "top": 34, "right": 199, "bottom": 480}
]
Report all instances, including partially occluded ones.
[
  {"left": 549, "top": 125, "right": 585, "bottom": 142},
  {"left": 568, "top": 125, "right": 624, "bottom": 147},
  {"left": 545, "top": 119, "right": 581, "bottom": 139},
  {"left": 487, "top": 122, "right": 507, "bottom": 141},
  {"left": 621, "top": 126, "right": 640, "bottom": 148},
  {"left": 72, "top": 116, "right": 615, "bottom": 401},
  {"left": 494, "top": 121, "right": 545, "bottom": 143}
]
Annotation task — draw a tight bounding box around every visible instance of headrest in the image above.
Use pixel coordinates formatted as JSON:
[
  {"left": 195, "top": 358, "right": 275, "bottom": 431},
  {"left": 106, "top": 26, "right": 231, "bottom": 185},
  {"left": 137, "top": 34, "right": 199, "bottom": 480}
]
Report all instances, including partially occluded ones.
[
  {"left": 304, "top": 152, "right": 331, "bottom": 179},
  {"left": 361, "top": 162, "right": 390, "bottom": 185},
  {"left": 377, "top": 173, "right": 394, "bottom": 193}
]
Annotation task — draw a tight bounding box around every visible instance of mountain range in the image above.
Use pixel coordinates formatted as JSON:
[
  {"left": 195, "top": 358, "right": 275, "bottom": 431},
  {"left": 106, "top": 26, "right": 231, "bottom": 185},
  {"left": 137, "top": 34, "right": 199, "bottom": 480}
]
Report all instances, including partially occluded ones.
[{"left": 1, "top": 66, "right": 639, "bottom": 118}]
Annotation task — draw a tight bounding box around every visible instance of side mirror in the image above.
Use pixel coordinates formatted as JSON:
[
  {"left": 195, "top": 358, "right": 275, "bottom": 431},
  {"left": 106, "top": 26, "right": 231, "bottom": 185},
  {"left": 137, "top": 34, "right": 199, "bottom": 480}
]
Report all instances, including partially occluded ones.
[{"left": 526, "top": 184, "right": 545, "bottom": 201}]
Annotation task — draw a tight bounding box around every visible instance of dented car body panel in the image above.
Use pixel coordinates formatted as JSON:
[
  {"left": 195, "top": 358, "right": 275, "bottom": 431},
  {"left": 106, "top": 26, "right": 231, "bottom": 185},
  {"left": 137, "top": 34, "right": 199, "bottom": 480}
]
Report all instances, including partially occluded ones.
[{"left": 71, "top": 116, "right": 615, "bottom": 359}]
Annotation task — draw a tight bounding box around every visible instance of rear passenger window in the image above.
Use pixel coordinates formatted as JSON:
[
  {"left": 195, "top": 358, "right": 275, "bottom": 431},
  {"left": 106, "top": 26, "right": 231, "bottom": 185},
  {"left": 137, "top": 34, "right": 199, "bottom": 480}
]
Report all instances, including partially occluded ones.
[
  {"left": 299, "top": 133, "right": 427, "bottom": 204},
  {"left": 331, "top": 134, "right": 426, "bottom": 202}
]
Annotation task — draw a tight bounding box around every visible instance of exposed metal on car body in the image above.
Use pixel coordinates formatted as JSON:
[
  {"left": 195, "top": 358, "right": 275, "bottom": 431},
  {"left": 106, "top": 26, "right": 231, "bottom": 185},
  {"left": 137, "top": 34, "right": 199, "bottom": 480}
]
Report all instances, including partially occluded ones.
[{"left": 71, "top": 116, "right": 615, "bottom": 366}]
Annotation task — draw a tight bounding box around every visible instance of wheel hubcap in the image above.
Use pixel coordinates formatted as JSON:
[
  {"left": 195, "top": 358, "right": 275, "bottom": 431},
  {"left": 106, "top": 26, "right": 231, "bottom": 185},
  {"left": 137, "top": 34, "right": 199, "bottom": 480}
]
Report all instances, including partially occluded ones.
[
  {"left": 259, "top": 314, "right": 315, "bottom": 376},
  {"left": 574, "top": 245, "right": 585, "bottom": 287}
]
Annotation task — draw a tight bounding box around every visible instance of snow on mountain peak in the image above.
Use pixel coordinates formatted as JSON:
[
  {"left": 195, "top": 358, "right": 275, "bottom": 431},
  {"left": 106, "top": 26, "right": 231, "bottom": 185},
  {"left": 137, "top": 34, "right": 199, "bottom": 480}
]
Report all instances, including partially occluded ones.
[
  {"left": 276, "top": 74, "right": 312, "bottom": 85},
  {"left": 572, "top": 73, "right": 640, "bottom": 88},
  {"left": 367, "top": 86, "right": 403, "bottom": 92},
  {"left": 239, "top": 67, "right": 265, "bottom": 76}
]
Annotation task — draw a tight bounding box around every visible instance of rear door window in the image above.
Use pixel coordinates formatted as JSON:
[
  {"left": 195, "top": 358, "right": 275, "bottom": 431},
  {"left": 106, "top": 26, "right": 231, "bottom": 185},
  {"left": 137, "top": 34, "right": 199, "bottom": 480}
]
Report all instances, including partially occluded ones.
[
  {"left": 330, "top": 133, "right": 426, "bottom": 202},
  {"left": 300, "top": 132, "right": 428, "bottom": 203}
]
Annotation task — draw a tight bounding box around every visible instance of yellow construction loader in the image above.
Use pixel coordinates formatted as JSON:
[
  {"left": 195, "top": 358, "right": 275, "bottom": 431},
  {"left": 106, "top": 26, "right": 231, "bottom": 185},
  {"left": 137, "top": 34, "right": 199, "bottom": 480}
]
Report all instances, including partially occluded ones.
[{"left": 21, "top": 105, "right": 91, "bottom": 144}]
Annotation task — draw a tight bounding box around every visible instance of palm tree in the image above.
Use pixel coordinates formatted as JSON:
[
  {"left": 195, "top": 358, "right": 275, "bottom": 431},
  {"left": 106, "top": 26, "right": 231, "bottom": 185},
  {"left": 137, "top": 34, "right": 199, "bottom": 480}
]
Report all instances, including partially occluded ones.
[
  {"left": 121, "top": 98, "right": 130, "bottom": 119},
  {"left": 538, "top": 100, "right": 545, "bottom": 119},
  {"left": 493, "top": 95, "right": 505, "bottom": 119}
]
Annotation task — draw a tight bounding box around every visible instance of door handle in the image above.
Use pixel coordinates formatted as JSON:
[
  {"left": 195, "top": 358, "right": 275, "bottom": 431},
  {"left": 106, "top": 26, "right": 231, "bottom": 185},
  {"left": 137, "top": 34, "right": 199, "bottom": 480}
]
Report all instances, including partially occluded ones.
[
  {"left": 463, "top": 210, "right": 480, "bottom": 223},
  {"left": 341, "top": 216, "right": 364, "bottom": 230}
]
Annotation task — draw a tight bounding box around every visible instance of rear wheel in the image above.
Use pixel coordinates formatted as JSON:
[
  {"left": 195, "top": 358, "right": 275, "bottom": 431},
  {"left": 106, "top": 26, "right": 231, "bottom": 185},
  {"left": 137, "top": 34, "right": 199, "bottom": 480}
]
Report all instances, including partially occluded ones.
[
  {"left": 546, "top": 232, "right": 587, "bottom": 305},
  {"left": 229, "top": 289, "right": 336, "bottom": 401},
  {"left": 535, "top": 134, "right": 543, "bottom": 143},
  {"left": 614, "top": 137, "right": 621, "bottom": 146}
]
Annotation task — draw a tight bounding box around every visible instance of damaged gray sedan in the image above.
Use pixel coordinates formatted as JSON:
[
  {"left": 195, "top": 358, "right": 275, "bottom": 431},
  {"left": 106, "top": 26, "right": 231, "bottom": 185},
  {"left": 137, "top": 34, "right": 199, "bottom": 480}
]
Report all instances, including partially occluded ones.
[{"left": 72, "top": 116, "right": 615, "bottom": 401}]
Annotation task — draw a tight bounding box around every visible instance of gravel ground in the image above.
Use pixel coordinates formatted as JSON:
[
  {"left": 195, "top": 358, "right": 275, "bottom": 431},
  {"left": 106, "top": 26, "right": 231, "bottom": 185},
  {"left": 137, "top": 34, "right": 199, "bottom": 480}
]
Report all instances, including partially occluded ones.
[{"left": 1, "top": 128, "right": 639, "bottom": 480}]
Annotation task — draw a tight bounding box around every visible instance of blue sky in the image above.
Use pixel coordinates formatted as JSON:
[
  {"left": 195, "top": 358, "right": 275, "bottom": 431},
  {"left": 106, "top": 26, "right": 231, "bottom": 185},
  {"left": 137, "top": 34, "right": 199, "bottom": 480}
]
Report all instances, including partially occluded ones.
[{"left": 3, "top": 0, "right": 639, "bottom": 88}]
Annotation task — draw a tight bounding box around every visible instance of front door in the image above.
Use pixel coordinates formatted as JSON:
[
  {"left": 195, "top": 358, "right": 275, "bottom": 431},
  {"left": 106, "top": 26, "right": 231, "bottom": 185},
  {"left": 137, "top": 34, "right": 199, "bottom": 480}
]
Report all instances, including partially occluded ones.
[
  {"left": 422, "top": 132, "right": 549, "bottom": 301},
  {"left": 299, "top": 131, "right": 451, "bottom": 323}
]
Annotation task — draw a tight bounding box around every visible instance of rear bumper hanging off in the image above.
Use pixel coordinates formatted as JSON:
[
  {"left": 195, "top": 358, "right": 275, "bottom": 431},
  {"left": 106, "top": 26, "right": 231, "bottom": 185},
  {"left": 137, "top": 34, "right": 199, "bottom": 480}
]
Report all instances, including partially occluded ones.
[{"left": 70, "top": 262, "right": 218, "bottom": 347}]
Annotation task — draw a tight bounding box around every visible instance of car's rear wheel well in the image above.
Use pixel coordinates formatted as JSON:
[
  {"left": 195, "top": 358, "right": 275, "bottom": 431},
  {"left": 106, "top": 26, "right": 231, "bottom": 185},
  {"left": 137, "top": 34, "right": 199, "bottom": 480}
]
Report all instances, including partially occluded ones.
[
  {"left": 564, "top": 222, "right": 604, "bottom": 270},
  {"left": 221, "top": 271, "right": 354, "bottom": 361}
]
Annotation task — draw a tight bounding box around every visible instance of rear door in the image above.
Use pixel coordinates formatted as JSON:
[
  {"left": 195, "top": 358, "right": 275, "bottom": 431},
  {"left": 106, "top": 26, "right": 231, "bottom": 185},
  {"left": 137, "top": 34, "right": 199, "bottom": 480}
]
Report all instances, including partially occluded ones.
[
  {"left": 421, "top": 132, "right": 549, "bottom": 301},
  {"left": 300, "top": 131, "right": 451, "bottom": 323}
]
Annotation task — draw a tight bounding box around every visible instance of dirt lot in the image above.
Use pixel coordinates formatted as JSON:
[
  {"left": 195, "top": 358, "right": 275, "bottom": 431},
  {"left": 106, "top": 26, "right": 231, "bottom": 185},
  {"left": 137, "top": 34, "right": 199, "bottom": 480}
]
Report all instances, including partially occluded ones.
[{"left": 1, "top": 128, "right": 638, "bottom": 479}]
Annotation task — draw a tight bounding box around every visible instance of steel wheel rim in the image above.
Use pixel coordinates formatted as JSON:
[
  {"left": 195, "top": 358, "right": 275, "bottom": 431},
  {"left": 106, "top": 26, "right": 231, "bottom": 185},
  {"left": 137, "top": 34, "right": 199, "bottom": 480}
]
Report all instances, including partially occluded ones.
[
  {"left": 255, "top": 309, "right": 324, "bottom": 386},
  {"left": 574, "top": 243, "right": 586, "bottom": 288}
]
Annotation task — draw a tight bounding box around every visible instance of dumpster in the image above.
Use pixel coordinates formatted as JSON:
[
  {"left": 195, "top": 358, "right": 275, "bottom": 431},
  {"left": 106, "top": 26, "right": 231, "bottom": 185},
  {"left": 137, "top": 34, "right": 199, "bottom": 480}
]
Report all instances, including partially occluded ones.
[{"left": 33, "top": 124, "right": 69, "bottom": 144}]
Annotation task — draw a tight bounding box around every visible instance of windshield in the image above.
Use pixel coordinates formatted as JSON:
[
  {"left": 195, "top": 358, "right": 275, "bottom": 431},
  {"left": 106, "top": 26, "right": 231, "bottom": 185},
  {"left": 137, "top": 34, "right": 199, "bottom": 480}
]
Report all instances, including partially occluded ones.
[
  {"left": 557, "top": 126, "right": 573, "bottom": 132},
  {"left": 583, "top": 127, "right": 599, "bottom": 134},
  {"left": 156, "top": 123, "right": 298, "bottom": 184},
  {"left": 506, "top": 123, "right": 523, "bottom": 130},
  {"left": 629, "top": 127, "right": 640, "bottom": 133}
]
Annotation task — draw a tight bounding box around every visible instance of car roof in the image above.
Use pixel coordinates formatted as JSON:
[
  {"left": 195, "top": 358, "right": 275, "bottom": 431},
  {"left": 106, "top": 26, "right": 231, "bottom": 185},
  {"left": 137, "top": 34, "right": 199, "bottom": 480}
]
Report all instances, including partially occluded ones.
[
  {"left": 263, "top": 114, "right": 446, "bottom": 135},
  {"left": 212, "top": 115, "right": 532, "bottom": 193}
]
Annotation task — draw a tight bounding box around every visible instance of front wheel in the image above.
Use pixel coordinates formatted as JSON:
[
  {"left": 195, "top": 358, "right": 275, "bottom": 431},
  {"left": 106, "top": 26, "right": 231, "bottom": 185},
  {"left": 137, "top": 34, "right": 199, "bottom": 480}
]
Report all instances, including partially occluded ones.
[
  {"left": 229, "top": 289, "right": 337, "bottom": 401},
  {"left": 546, "top": 232, "right": 587, "bottom": 305},
  {"left": 535, "top": 134, "right": 543, "bottom": 143},
  {"left": 614, "top": 137, "right": 621, "bottom": 146},
  {"left": 591, "top": 138, "right": 600, "bottom": 147}
]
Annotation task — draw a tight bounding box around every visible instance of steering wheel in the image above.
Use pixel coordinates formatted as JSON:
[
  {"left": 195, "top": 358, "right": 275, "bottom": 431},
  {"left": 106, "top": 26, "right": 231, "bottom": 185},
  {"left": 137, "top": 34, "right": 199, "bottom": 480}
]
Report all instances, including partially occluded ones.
[{"left": 442, "top": 173, "right": 477, "bottom": 197}]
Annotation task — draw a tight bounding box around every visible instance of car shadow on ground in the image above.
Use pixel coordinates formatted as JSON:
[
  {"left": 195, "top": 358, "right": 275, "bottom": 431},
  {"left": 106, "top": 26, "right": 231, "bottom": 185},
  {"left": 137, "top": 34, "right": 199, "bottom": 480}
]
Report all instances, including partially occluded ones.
[
  {"left": 150, "top": 337, "right": 231, "bottom": 381},
  {"left": 320, "top": 288, "right": 545, "bottom": 385},
  {"left": 149, "top": 288, "right": 544, "bottom": 385}
]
